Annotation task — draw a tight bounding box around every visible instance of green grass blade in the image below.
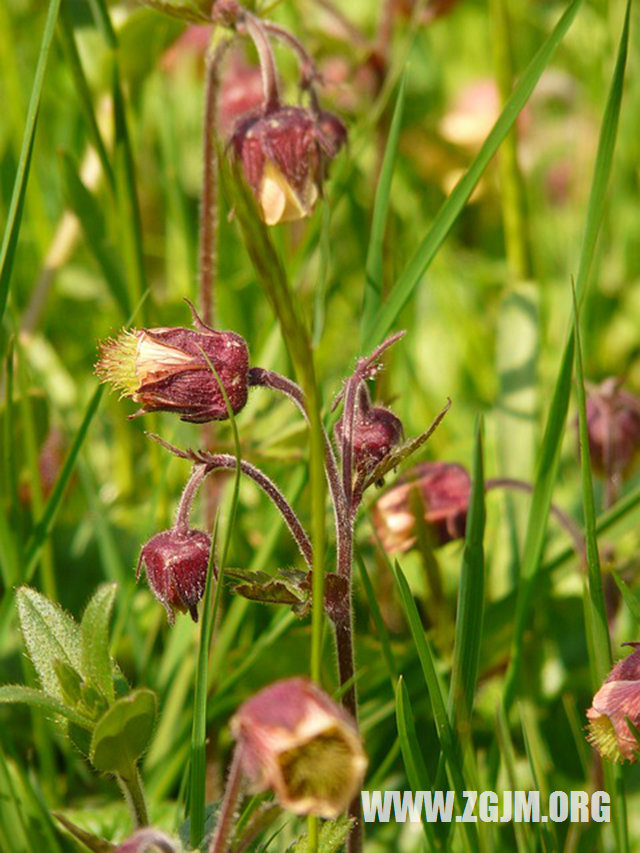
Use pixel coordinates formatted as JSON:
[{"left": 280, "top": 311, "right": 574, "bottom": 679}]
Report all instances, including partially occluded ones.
[
  {"left": 448, "top": 417, "right": 485, "bottom": 728},
  {"left": 611, "top": 569, "right": 640, "bottom": 623},
  {"left": 395, "top": 677, "right": 438, "bottom": 849},
  {"left": 392, "top": 561, "right": 476, "bottom": 849},
  {"left": 360, "top": 71, "right": 407, "bottom": 344},
  {"left": 355, "top": 550, "right": 398, "bottom": 685},
  {"left": 367, "top": 0, "right": 583, "bottom": 347},
  {"left": 574, "top": 283, "right": 628, "bottom": 850},
  {"left": 503, "top": 0, "right": 630, "bottom": 711},
  {"left": 0, "top": 0, "right": 61, "bottom": 332},
  {"left": 573, "top": 286, "right": 610, "bottom": 677}
]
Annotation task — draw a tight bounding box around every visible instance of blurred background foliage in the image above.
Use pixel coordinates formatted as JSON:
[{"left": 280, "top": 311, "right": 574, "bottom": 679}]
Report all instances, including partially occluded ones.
[{"left": 2, "top": 0, "right": 640, "bottom": 849}]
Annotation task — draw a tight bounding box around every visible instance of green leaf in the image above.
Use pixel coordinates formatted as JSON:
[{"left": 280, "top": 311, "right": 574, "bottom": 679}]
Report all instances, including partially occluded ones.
[
  {"left": 225, "top": 567, "right": 309, "bottom": 608},
  {"left": 90, "top": 689, "right": 157, "bottom": 775},
  {"left": 0, "top": 685, "right": 93, "bottom": 729},
  {"left": 448, "top": 417, "right": 485, "bottom": 728},
  {"left": 360, "top": 71, "right": 407, "bottom": 344},
  {"left": 81, "top": 583, "right": 117, "bottom": 704},
  {"left": 368, "top": 0, "right": 583, "bottom": 346},
  {"left": 16, "top": 587, "right": 82, "bottom": 700},
  {"left": 0, "top": 0, "right": 61, "bottom": 332}
]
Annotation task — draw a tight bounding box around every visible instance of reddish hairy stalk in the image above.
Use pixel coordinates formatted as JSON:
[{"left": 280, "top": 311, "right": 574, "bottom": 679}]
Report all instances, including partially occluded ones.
[
  {"left": 208, "top": 745, "right": 245, "bottom": 853},
  {"left": 175, "top": 465, "right": 208, "bottom": 534}
]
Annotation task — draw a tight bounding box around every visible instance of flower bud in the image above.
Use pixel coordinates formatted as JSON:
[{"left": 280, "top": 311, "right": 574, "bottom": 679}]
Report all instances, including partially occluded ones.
[
  {"left": 136, "top": 528, "right": 212, "bottom": 624},
  {"left": 231, "top": 678, "right": 367, "bottom": 817},
  {"left": 96, "top": 308, "right": 249, "bottom": 423},
  {"left": 587, "top": 644, "right": 640, "bottom": 763},
  {"left": 230, "top": 106, "right": 346, "bottom": 225},
  {"left": 336, "top": 404, "right": 403, "bottom": 477},
  {"left": 372, "top": 461, "right": 471, "bottom": 552},
  {"left": 583, "top": 378, "right": 640, "bottom": 479}
]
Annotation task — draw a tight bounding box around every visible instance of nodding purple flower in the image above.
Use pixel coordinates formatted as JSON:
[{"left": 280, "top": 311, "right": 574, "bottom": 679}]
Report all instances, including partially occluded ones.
[
  {"left": 230, "top": 105, "right": 346, "bottom": 225},
  {"left": 587, "top": 644, "right": 640, "bottom": 763},
  {"left": 96, "top": 306, "right": 249, "bottom": 423},
  {"left": 583, "top": 378, "right": 640, "bottom": 479},
  {"left": 372, "top": 461, "right": 471, "bottom": 552},
  {"left": 136, "top": 528, "right": 213, "bottom": 624},
  {"left": 335, "top": 403, "right": 404, "bottom": 478},
  {"left": 231, "top": 678, "right": 367, "bottom": 817}
]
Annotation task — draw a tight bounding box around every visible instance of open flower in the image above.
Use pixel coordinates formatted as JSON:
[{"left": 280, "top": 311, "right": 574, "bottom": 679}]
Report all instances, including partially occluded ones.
[
  {"left": 231, "top": 678, "right": 367, "bottom": 817},
  {"left": 96, "top": 306, "right": 249, "bottom": 423},
  {"left": 137, "top": 528, "right": 213, "bottom": 624},
  {"left": 372, "top": 461, "right": 471, "bottom": 552},
  {"left": 587, "top": 644, "right": 640, "bottom": 763},
  {"left": 230, "top": 106, "right": 346, "bottom": 225}
]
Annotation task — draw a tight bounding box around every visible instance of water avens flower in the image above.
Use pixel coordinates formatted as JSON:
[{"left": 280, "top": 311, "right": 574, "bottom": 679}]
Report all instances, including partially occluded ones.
[
  {"left": 137, "top": 528, "right": 212, "bottom": 624},
  {"left": 336, "top": 402, "right": 404, "bottom": 478},
  {"left": 372, "top": 461, "right": 471, "bottom": 552},
  {"left": 96, "top": 306, "right": 249, "bottom": 423},
  {"left": 231, "top": 678, "right": 367, "bottom": 817},
  {"left": 230, "top": 106, "right": 346, "bottom": 225},
  {"left": 587, "top": 644, "right": 640, "bottom": 763}
]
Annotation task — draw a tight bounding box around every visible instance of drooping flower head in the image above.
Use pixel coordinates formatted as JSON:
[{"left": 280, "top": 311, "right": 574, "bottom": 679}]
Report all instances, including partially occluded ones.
[
  {"left": 231, "top": 678, "right": 367, "bottom": 817},
  {"left": 372, "top": 461, "right": 471, "bottom": 553},
  {"left": 137, "top": 528, "right": 213, "bottom": 624},
  {"left": 230, "top": 105, "right": 346, "bottom": 225},
  {"left": 335, "top": 385, "right": 404, "bottom": 479},
  {"left": 96, "top": 304, "right": 249, "bottom": 423},
  {"left": 587, "top": 643, "right": 640, "bottom": 763}
]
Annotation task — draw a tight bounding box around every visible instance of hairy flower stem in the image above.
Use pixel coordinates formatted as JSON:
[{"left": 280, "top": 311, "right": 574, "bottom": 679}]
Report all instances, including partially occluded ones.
[
  {"left": 248, "top": 366, "right": 349, "bottom": 561},
  {"left": 201, "top": 455, "right": 313, "bottom": 569},
  {"left": 243, "top": 13, "right": 280, "bottom": 112},
  {"left": 117, "top": 767, "right": 149, "bottom": 828},
  {"left": 174, "top": 466, "right": 208, "bottom": 534},
  {"left": 208, "top": 745, "right": 245, "bottom": 853}
]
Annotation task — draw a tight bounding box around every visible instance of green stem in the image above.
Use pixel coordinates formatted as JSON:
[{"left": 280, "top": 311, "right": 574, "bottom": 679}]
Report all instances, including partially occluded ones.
[{"left": 118, "top": 766, "right": 149, "bottom": 828}]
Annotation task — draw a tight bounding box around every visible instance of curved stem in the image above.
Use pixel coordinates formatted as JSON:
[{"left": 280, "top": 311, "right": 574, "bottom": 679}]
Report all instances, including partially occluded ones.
[
  {"left": 248, "top": 366, "right": 350, "bottom": 557},
  {"left": 208, "top": 745, "right": 245, "bottom": 853},
  {"left": 243, "top": 14, "right": 280, "bottom": 112},
  {"left": 260, "top": 20, "right": 321, "bottom": 88},
  {"left": 485, "top": 478, "right": 585, "bottom": 560},
  {"left": 174, "top": 465, "right": 208, "bottom": 534},
  {"left": 199, "top": 452, "right": 313, "bottom": 569}
]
